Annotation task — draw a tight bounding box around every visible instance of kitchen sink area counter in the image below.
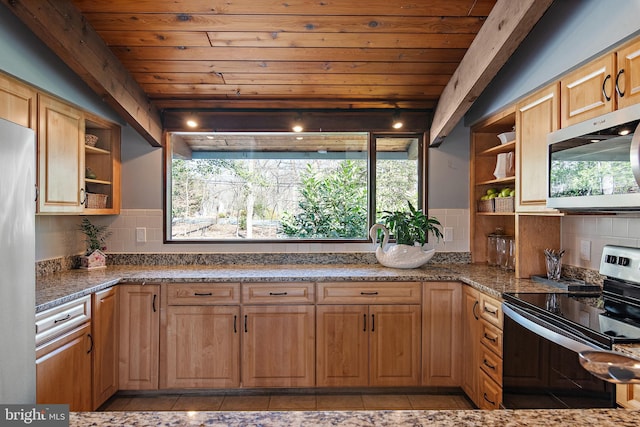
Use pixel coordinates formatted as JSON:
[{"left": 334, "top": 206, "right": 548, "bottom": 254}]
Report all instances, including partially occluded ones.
[{"left": 36, "top": 262, "right": 558, "bottom": 312}]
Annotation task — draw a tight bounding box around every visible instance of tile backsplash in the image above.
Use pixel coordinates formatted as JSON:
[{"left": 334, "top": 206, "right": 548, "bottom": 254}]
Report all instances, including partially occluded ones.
[{"left": 561, "top": 214, "right": 640, "bottom": 270}]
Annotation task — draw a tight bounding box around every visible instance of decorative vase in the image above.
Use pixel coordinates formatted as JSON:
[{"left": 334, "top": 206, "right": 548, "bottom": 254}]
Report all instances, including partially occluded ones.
[
  {"left": 80, "top": 249, "right": 107, "bottom": 270},
  {"left": 369, "top": 224, "right": 435, "bottom": 269}
]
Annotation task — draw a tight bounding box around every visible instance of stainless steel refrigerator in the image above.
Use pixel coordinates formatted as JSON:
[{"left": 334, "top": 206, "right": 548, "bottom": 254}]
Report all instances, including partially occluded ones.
[{"left": 0, "top": 118, "right": 36, "bottom": 403}]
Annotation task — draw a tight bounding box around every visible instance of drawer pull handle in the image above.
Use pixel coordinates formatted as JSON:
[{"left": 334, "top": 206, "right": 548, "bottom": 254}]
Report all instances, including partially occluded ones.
[
  {"left": 152, "top": 294, "right": 157, "bottom": 312},
  {"left": 472, "top": 301, "right": 479, "bottom": 320},
  {"left": 484, "top": 333, "right": 497, "bottom": 343},
  {"left": 363, "top": 314, "right": 367, "bottom": 332},
  {"left": 269, "top": 292, "right": 288, "bottom": 296},
  {"left": 194, "top": 292, "right": 213, "bottom": 296},
  {"left": 360, "top": 291, "right": 379, "bottom": 296},
  {"left": 233, "top": 315, "right": 237, "bottom": 333},
  {"left": 54, "top": 314, "right": 71, "bottom": 324},
  {"left": 371, "top": 314, "right": 375, "bottom": 332},
  {"left": 483, "top": 359, "right": 496, "bottom": 370},
  {"left": 244, "top": 315, "right": 248, "bottom": 333},
  {"left": 87, "top": 333, "right": 94, "bottom": 354},
  {"left": 483, "top": 393, "right": 496, "bottom": 406},
  {"left": 483, "top": 306, "right": 497, "bottom": 315}
]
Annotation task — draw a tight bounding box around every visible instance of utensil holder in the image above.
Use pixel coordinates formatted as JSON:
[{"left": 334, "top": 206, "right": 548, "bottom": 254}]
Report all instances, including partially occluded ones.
[{"left": 545, "top": 252, "right": 563, "bottom": 280}]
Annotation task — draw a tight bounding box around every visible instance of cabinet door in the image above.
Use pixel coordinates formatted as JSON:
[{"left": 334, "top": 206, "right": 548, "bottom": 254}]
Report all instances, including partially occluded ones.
[
  {"left": 164, "top": 305, "right": 240, "bottom": 388},
  {"left": 92, "top": 288, "right": 118, "bottom": 409},
  {"left": 516, "top": 83, "right": 559, "bottom": 211},
  {"left": 37, "top": 94, "right": 84, "bottom": 213},
  {"left": 119, "top": 284, "right": 160, "bottom": 390},
  {"left": 0, "top": 72, "right": 36, "bottom": 128},
  {"left": 36, "top": 323, "right": 92, "bottom": 411},
  {"left": 617, "top": 384, "right": 640, "bottom": 409},
  {"left": 478, "top": 368, "right": 502, "bottom": 410},
  {"left": 461, "top": 286, "right": 480, "bottom": 404},
  {"left": 616, "top": 38, "right": 640, "bottom": 109},
  {"left": 369, "top": 304, "right": 421, "bottom": 387},
  {"left": 422, "top": 282, "right": 461, "bottom": 386},
  {"left": 561, "top": 54, "right": 616, "bottom": 127},
  {"left": 242, "top": 305, "right": 315, "bottom": 387},
  {"left": 316, "top": 304, "right": 369, "bottom": 387}
]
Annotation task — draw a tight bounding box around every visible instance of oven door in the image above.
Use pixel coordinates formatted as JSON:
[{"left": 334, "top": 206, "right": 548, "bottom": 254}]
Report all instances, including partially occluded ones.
[{"left": 502, "top": 303, "right": 616, "bottom": 409}]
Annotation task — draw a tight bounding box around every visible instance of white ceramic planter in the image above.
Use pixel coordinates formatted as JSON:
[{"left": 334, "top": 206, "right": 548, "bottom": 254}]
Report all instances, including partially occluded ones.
[{"left": 369, "top": 224, "right": 435, "bottom": 269}]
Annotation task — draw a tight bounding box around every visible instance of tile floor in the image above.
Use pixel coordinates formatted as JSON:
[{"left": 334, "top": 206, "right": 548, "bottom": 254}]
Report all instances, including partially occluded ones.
[{"left": 100, "top": 392, "right": 474, "bottom": 412}]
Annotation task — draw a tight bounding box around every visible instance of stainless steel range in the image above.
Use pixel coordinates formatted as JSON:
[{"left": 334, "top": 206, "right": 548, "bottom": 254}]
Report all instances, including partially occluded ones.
[{"left": 501, "top": 245, "right": 640, "bottom": 409}]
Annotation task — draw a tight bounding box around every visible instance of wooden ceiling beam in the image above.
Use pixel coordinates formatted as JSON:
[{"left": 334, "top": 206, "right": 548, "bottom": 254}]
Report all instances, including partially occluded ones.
[
  {"left": 1, "top": 0, "right": 163, "bottom": 147},
  {"left": 429, "top": 0, "right": 553, "bottom": 146},
  {"left": 71, "top": 0, "right": 495, "bottom": 16}
]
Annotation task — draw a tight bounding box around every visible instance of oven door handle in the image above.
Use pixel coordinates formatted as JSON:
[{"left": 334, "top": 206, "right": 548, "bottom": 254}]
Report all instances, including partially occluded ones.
[{"left": 502, "top": 303, "right": 600, "bottom": 353}]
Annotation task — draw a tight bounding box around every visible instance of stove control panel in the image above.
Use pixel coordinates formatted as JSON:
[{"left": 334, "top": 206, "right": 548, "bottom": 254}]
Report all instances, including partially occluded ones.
[
  {"left": 600, "top": 245, "right": 640, "bottom": 283},
  {"left": 605, "top": 255, "right": 631, "bottom": 266}
]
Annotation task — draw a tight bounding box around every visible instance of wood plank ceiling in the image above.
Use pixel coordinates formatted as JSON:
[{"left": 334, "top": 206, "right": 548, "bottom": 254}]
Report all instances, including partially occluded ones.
[{"left": 69, "top": 0, "right": 497, "bottom": 122}]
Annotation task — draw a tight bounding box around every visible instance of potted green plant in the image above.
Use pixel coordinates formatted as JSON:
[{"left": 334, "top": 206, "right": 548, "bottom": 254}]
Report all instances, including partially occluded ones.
[
  {"left": 369, "top": 201, "right": 443, "bottom": 269},
  {"left": 79, "top": 217, "right": 111, "bottom": 270}
]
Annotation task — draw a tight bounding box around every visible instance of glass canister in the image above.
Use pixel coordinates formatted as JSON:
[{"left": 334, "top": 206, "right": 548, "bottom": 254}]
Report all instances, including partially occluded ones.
[
  {"left": 486, "top": 227, "right": 504, "bottom": 266},
  {"left": 496, "top": 235, "right": 514, "bottom": 269}
]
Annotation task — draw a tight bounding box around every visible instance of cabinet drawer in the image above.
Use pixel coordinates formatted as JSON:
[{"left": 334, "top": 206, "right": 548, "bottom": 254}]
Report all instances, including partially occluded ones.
[
  {"left": 479, "top": 293, "right": 503, "bottom": 328},
  {"left": 480, "top": 319, "right": 503, "bottom": 357},
  {"left": 167, "top": 283, "right": 240, "bottom": 305},
  {"left": 36, "top": 295, "right": 91, "bottom": 346},
  {"left": 242, "top": 282, "right": 315, "bottom": 304},
  {"left": 317, "top": 282, "right": 421, "bottom": 304},
  {"left": 478, "top": 368, "right": 502, "bottom": 410},
  {"left": 479, "top": 344, "right": 503, "bottom": 386}
]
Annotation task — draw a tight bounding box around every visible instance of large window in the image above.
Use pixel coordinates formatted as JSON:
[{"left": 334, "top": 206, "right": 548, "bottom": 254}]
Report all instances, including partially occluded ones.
[{"left": 166, "top": 132, "right": 423, "bottom": 242}]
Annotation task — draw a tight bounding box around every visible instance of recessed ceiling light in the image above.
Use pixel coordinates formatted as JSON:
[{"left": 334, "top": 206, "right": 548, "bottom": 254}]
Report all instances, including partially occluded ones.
[{"left": 186, "top": 119, "right": 198, "bottom": 128}]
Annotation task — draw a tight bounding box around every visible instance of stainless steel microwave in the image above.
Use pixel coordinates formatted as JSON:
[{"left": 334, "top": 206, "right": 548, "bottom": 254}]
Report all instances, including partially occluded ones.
[{"left": 547, "top": 103, "right": 640, "bottom": 211}]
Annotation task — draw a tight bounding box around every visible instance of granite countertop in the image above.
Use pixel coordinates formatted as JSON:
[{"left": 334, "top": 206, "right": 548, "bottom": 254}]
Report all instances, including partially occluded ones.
[
  {"left": 36, "top": 262, "right": 557, "bottom": 312},
  {"left": 70, "top": 408, "right": 640, "bottom": 426}
]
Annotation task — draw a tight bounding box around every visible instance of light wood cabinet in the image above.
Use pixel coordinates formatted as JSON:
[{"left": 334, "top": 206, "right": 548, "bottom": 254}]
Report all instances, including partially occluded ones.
[
  {"left": 561, "top": 37, "right": 640, "bottom": 127},
  {"left": 0, "top": 72, "right": 36, "bottom": 128},
  {"left": 471, "top": 107, "right": 562, "bottom": 278},
  {"left": 241, "top": 304, "right": 315, "bottom": 387},
  {"left": 162, "top": 283, "right": 240, "bottom": 389},
  {"left": 118, "top": 284, "right": 160, "bottom": 390},
  {"left": 13, "top": 82, "right": 121, "bottom": 215},
  {"left": 617, "top": 384, "right": 640, "bottom": 409},
  {"left": 92, "top": 287, "right": 118, "bottom": 409},
  {"left": 240, "top": 282, "right": 316, "bottom": 388},
  {"left": 616, "top": 38, "right": 640, "bottom": 109},
  {"left": 84, "top": 112, "right": 121, "bottom": 214},
  {"left": 461, "top": 285, "right": 480, "bottom": 403},
  {"left": 36, "top": 323, "right": 93, "bottom": 411},
  {"left": 515, "top": 83, "right": 559, "bottom": 212},
  {"left": 316, "top": 282, "right": 421, "bottom": 387},
  {"left": 422, "top": 282, "right": 461, "bottom": 386},
  {"left": 561, "top": 53, "right": 616, "bottom": 127},
  {"left": 37, "top": 93, "right": 84, "bottom": 213},
  {"left": 461, "top": 285, "right": 503, "bottom": 409}
]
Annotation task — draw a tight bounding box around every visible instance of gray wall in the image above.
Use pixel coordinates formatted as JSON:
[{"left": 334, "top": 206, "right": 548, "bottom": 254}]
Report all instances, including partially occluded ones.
[
  {"left": 428, "top": 120, "right": 469, "bottom": 209},
  {"left": 466, "top": 0, "right": 640, "bottom": 126}
]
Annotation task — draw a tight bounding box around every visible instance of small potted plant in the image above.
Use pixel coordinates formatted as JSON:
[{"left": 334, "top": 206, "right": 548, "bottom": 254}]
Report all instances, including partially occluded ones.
[
  {"left": 369, "top": 201, "right": 443, "bottom": 269},
  {"left": 79, "top": 217, "right": 111, "bottom": 270}
]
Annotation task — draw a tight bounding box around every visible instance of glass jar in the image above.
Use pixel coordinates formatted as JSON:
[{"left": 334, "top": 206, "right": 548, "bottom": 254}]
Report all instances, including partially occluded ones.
[
  {"left": 496, "top": 235, "right": 514, "bottom": 269},
  {"left": 486, "top": 227, "right": 504, "bottom": 266}
]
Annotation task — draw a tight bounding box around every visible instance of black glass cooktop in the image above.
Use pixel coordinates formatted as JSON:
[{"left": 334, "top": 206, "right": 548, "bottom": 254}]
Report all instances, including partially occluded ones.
[{"left": 503, "top": 292, "right": 640, "bottom": 348}]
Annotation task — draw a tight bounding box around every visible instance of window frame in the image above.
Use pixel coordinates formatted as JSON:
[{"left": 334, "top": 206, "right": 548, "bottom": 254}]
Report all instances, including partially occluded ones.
[{"left": 163, "top": 131, "right": 427, "bottom": 244}]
